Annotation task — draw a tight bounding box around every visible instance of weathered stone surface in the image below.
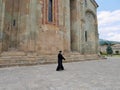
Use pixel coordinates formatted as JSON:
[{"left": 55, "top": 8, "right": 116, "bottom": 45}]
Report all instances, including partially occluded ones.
[{"left": 0, "top": 0, "right": 99, "bottom": 67}]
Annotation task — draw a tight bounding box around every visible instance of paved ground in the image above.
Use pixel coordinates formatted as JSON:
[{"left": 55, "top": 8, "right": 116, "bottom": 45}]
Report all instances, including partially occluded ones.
[{"left": 0, "top": 57, "right": 120, "bottom": 90}]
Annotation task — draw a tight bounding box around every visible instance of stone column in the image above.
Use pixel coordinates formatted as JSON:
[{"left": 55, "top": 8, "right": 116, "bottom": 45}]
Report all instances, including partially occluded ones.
[
  {"left": 79, "top": 0, "right": 86, "bottom": 54},
  {"left": 70, "top": 0, "right": 82, "bottom": 53},
  {"left": 0, "top": 0, "right": 2, "bottom": 52},
  {"left": 27, "top": 0, "right": 37, "bottom": 52},
  {"left": 35, "top": 0, "right": 43, "bottom": 53},
  {"left": 95, "top": 12, "right": 99, "bottom": 54},
  {"left": 0, "top": 0, "right": 2, "bottom": 33},
  {"left": 0, "top": 1, "right": 5, "bottom": 52},
  {"left": 76, "top": 0, "right": 83, "bottom": 53},
  {"left": 58, "top": 0, "right": 64, "bottom": 26},
  {"left": 63, "top": 0, "right": 71, "bottom": 52},
  {"left": 36, "top": 0, "right": 42, "bottom": 28},
  {"left": 58, "top": 0, "right": 64, "bottom": 52},
  {"left": 0, "top": 0, "right": 5, "bottom": 35}
]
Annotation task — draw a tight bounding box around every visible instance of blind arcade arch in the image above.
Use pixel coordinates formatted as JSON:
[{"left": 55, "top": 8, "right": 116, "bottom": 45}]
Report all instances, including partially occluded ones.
[
  {"left": 2, "top": 0, "right": 28, "bottom": 51},
  {"left": 3, "top": 0, "right": 20, "bottom": 51}
]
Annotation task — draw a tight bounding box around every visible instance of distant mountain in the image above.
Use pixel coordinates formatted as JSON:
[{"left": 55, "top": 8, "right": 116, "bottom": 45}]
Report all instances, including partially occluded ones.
[{"left": 99, "top": 39, "right": 120, "bottom": 46}]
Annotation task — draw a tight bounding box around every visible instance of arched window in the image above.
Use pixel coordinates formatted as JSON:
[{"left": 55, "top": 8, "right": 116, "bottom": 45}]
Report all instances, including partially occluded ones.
[
  {"left": 43, "top": 0, "right": 58, "bottom": 25},
  {"left": 85, "top": 0, "right": 87, "bottom": 7},
  {"left": 48, "top": 0, "right": 53, "bottom": 22},
  {"left": 85, "top": 31, "right": 87, "bottom": 42}
]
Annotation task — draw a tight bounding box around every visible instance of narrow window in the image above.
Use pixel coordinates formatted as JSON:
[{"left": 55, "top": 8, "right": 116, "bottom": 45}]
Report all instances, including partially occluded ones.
[
  {"left": 13, "top": 19, "right": 16, "bottom": 26},
  {"left": 85, "top": 31, "right": 87, "bottom": 42},
  {"left": 42, "top": 0, "right": 58, "bottom": 25},
  {"left": 48, "top": 0, "right": 53, "bottom": 22},
  {"left": 85, "top": 0, "right": 87, "bottom": 7}
]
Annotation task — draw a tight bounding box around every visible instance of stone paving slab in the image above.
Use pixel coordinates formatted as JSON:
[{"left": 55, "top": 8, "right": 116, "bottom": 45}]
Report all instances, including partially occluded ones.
[{"left": 0, "top": 57, "right": 120, "bottom": 90}]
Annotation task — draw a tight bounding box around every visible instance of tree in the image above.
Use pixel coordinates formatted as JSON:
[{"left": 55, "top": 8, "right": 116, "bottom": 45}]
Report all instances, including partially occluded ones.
[{"left": 106, "top": 45, "right": 113, "bottom": 56}]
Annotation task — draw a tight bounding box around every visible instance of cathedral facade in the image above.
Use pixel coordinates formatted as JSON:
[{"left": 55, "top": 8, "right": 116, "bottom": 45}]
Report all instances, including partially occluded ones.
[{"left": 0, "top": 0, "right": 99, "bottom": 66}]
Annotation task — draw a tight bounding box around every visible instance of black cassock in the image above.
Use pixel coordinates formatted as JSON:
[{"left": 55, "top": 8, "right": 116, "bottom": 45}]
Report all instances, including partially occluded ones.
[{"left": 56, "top": 53, "right": 65, "bottom": 71}]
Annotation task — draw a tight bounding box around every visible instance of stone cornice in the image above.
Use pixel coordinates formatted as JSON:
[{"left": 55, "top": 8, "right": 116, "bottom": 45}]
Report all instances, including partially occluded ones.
[{"left": 90, "top": 0, "right": 99, "bottom": 8}]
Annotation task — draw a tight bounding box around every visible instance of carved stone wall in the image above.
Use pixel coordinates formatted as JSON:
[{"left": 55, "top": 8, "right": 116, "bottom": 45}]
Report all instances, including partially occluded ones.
[
  {"left": 1, "top": 0, "right": 29, "bottom": 51},
  {"left": 0, "top": 0, "right": 99, "bottom": 66},
  {"left": 84, "top": 11, "right": 96, "bottom": 54}
]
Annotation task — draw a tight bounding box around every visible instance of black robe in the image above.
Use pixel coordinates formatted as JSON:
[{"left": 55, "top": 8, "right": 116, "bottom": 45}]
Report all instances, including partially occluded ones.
[{"left": 56, "top": 53, "right": 65, "bottom": 71}]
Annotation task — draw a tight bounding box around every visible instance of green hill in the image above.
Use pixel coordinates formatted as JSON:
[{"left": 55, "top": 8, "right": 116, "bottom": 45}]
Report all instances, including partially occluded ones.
[{"left": 99, "top": 39, "right": 120, "bottom": 46}]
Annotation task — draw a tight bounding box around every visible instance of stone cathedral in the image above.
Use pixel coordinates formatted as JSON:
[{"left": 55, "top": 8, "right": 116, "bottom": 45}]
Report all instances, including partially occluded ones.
[{"left": 0, "top": 0, "right": 99, "bottom": 66}]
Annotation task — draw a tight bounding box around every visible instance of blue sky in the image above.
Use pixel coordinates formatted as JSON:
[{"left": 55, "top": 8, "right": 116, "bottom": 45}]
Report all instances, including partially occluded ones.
[{"left": 96, "top": 0, "right": 120, "bottom": 41}]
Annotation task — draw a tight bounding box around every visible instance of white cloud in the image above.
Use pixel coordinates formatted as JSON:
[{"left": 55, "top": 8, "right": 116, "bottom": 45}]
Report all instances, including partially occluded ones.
[
  {"left": 108, "top": 33, "right": 120, "bottom": 41},
  {"left": 97, "top": 10, "right": 120, "bottom": 41}
]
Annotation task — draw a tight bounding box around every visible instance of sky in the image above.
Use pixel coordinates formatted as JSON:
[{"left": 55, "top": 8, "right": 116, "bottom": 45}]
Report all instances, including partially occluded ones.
[{"left": 95, "top": 0, "right": 120, "bottom": 41}]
